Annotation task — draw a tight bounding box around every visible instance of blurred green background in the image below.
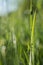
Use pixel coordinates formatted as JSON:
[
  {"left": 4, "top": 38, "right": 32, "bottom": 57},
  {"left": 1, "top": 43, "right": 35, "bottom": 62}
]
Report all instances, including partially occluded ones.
[{"left": 0, "top": 0, "right": 43, "bottom": 65}]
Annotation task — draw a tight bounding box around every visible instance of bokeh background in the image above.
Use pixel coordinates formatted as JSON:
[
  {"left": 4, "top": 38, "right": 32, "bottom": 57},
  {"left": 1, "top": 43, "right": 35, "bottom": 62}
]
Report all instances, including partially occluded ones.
[{"left": 0, "top": 0, "right": 43, "bottom": 65}]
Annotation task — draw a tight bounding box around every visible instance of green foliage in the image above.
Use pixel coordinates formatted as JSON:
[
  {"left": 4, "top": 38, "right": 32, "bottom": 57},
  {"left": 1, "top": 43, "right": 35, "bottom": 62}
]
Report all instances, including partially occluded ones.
[{"left": 0, "top": 0, "right": 43, "bottom": 65}]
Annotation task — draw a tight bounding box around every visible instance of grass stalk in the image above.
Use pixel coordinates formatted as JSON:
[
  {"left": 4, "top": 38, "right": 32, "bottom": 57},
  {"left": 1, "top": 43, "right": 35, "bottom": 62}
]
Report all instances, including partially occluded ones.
[
  {"left": 29, "top": 0, "right": 36, "bottom": 64},
  {"left": 29, "top": 11, "right": 36, "bottom": 65}
]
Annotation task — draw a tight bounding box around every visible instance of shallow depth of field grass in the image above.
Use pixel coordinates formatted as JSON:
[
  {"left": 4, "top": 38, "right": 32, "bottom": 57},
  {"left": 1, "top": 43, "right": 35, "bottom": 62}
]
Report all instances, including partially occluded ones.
[{"left": 0, "top": 0, "right": 43, "bottom": 65}]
